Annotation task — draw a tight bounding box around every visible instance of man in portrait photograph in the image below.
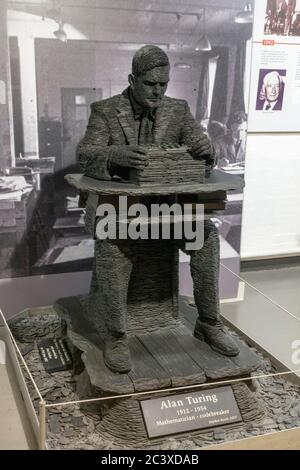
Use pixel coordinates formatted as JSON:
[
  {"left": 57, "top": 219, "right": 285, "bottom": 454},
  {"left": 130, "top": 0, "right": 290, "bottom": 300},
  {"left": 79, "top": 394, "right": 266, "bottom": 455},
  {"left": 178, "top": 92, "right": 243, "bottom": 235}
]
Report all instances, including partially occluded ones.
[{"left": 256, "top": 69, "right": 286, "bottom": 111}]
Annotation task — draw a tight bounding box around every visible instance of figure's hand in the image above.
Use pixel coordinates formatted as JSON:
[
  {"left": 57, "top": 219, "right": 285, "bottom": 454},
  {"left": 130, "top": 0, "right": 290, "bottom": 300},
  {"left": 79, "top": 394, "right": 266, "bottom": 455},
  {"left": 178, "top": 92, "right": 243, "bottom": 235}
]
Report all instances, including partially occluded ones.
[
  {"left": 108, "top": 145, "right": 149, "bottom": 170},
  {"left": 190, "top": 135, "right": 215, "bottom": 166}
]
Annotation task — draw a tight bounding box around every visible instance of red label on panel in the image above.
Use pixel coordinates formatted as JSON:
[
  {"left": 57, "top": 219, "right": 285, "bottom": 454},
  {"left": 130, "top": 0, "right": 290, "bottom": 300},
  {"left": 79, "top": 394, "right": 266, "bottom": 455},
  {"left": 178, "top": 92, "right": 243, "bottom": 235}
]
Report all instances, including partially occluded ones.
[{"left": 262, "top": 39, "right": 275, "bottom": 46}]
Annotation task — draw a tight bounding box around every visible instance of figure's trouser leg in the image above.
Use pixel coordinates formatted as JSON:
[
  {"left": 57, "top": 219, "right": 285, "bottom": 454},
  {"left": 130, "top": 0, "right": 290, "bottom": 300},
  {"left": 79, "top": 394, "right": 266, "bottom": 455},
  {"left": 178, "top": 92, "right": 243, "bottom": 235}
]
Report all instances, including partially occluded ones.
[
  {"left": 94, "top": 239, "right": 134, "bottom": 336},
  {"left": 180, "top": 219, "right": 220, "bottom": 325},
  {"left": 178, "top": 219, "right": 239, "bottom": 356}
]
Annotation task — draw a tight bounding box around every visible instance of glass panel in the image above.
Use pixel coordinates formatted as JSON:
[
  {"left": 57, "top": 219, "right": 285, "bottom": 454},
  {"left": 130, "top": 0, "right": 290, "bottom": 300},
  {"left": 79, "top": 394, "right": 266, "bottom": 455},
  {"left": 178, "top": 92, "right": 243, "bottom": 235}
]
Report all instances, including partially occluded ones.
[{"left": 2, "top": 273, "right": 300, "bottom": 449}]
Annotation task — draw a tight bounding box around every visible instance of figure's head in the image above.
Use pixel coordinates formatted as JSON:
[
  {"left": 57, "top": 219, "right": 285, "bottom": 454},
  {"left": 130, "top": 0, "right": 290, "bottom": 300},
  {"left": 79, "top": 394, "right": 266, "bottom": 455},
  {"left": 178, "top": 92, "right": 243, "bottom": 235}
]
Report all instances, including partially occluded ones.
[
  {"left": 228, "top": 112, "right": 247, "bottom": 140},
  {"left": 207, "top": 120, "right": 227, "bottom": 140},
  {"left": 263, "top": 71, "right": 283, "bottom": 103},
  {"left": 128, "top": 45, "right": 170, "bottom": 109}
]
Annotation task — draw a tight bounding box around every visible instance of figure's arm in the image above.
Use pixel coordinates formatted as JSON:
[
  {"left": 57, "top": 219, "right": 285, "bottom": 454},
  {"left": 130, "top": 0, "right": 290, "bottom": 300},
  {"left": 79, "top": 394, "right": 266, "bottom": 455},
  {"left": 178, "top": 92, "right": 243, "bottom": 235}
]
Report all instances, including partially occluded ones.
[
  {"left": 180, "top": 101, "right": 216, "bottom": 168},
  {"left": 77, "top": 103, "right": 112, "bottom": 180},
  {"left": 77, "top": 103, "right": 148, "bottom": 180}
]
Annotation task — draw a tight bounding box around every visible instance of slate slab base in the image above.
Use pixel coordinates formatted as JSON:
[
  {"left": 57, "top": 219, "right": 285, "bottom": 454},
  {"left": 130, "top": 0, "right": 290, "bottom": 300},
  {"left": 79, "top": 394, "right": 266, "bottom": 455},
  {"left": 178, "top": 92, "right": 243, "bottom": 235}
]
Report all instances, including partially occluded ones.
[
  {"left": 51, "top": 294, "right": 264, "bottom": 445},
  {"left": 54, "top": 296, "right": 261, "bottom": 396},
  {"left": 78, "top": 382, "right": 265, "bottom": 446}
]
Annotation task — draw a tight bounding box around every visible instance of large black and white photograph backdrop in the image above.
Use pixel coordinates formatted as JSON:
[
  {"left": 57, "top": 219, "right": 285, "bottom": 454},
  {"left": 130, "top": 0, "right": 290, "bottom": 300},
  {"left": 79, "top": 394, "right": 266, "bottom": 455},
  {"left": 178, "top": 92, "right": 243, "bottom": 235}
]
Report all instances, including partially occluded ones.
[{"left": 0, "top": 0, "right": 254, "bottom": 307}]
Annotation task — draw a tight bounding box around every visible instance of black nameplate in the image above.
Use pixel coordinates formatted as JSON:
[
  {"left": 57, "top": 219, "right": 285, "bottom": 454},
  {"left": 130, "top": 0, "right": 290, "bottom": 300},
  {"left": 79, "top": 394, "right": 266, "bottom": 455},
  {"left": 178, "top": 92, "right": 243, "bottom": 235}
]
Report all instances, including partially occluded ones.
[
  {"left": 140, "top": 386, "right": 242, "bottom": 438},
  {"left": 37, "top": 338, "right": 72, "bottom": 373}
]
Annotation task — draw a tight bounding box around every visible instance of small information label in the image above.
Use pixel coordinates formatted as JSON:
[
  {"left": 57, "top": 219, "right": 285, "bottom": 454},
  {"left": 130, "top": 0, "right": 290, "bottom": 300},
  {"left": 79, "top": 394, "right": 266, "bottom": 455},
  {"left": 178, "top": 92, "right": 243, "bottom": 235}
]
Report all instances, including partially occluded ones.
[
  {"left": 140, "top": 386, "right": 242, "bottom": 438},
  {"left": 38, "top": 338, "right": 72, "bottom": 373}
]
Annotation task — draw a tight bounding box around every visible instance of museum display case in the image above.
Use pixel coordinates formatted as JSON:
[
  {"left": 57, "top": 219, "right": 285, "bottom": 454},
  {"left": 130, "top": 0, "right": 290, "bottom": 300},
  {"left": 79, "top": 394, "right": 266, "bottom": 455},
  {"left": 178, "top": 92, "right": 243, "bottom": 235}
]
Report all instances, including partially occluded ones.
[
  {"left": 1, "top": 266, "right": 299, "bottom": 450},
  {"left": 1, "top": 0, "right": 300, "bottom": 452}
]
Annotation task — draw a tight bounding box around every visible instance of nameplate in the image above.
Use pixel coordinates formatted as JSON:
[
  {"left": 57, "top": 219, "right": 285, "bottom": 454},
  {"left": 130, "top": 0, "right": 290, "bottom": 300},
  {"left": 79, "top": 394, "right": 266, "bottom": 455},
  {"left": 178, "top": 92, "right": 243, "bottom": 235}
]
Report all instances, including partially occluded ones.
[
  {"left": 38, "top": 338, "right": 72, "bottom": 373},
  {"left": 140, "top": 386, "right": 242, "bottom": 438}
]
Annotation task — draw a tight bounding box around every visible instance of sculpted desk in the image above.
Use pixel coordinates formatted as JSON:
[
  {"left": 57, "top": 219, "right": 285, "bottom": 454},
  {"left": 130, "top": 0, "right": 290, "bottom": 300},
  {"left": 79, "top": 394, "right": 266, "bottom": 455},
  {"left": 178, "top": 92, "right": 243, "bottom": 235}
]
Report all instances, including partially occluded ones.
[{"left": 55, "top": 170, "right": 260, "bottom": 394}]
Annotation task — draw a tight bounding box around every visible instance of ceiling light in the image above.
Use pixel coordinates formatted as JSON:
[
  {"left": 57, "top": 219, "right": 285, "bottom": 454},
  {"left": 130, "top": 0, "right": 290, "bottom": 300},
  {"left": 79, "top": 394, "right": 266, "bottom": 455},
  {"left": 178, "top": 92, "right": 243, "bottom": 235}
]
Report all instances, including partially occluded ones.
[
  {"left": 195, "top": 35, "right": 212, "bottom": 52},
  {"left": 235, "top": 2, "right": 253, "bottom": 24},
  {"left": 174, "top": 15, "right": 191, "bottom": 69},
  {"left": 174, "top": 61, "right": 191, "bottom": 69},
  {"left": 195, "top": 8, "right": 212, "bottom": 52}
]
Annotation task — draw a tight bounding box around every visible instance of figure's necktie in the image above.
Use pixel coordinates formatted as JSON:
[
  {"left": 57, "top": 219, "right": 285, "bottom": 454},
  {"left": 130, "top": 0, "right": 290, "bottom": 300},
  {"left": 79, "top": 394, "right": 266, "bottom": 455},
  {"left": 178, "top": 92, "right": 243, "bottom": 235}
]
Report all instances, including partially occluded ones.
[
  {"left": 139, "top": 111, "right": 153, "bottom": 145},
  {"left": 265, "top": 103, "right": 271, "bottom": 111}
]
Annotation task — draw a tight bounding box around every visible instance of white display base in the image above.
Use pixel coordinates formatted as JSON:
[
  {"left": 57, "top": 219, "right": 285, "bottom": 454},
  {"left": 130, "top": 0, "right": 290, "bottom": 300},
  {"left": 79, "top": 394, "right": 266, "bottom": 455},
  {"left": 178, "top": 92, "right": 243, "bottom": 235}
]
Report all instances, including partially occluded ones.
[{"left": 0, "top": 326, "right": 38, "bottom": 449}]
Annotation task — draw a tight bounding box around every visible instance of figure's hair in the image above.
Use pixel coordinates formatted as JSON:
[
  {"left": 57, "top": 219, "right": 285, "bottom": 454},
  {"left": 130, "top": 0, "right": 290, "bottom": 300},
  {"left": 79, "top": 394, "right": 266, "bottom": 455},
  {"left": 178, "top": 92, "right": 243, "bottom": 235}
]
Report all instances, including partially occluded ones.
[
  {"left": 207, "top": 120, "right": 227, "bottom": 140},
  {"left": 132, "top": 45, "right": 170, "bottom": 76},
  {"left": 263, "top": 71, "right": 283, "bottom": 86},
  {"left": 259, "top": 71, "right": 283, "bottom": 101}
]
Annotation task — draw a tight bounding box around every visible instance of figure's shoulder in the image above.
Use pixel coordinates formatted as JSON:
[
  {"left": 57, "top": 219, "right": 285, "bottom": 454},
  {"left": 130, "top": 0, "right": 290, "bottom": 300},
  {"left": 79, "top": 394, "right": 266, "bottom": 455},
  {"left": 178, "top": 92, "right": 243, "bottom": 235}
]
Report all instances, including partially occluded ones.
[
  {"left": 164, "top": 96, "right": 188, "bottom": 109},
  {"left": 91, "top": 94, "right": 122, "bottom": 113}
]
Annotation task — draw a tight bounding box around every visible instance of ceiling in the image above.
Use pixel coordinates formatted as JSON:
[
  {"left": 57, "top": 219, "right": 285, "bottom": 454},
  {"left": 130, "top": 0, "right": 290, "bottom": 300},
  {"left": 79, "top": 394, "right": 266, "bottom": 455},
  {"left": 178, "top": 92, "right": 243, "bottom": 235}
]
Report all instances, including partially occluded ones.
[
  {"left": 7, "top": 0, "right": 254, "bottom": 48},
  {"left": 7, "top": 0, "right": 252, "bottom": 8}
]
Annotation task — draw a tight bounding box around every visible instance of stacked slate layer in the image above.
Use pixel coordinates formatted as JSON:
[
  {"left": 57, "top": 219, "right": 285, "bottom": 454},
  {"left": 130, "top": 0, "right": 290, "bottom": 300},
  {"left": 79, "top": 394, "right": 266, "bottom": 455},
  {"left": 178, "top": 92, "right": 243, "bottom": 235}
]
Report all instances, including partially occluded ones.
[{"left": 129, "top": 145, "right": 206, "bottom": 186}]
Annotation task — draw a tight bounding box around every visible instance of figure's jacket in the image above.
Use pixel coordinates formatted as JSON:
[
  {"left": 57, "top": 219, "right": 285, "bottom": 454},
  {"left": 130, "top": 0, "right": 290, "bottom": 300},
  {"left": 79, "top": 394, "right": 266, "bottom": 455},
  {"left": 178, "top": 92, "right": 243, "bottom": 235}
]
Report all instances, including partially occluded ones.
[{"left": 77, "top": 87, "right": 213, "bottom": 180}]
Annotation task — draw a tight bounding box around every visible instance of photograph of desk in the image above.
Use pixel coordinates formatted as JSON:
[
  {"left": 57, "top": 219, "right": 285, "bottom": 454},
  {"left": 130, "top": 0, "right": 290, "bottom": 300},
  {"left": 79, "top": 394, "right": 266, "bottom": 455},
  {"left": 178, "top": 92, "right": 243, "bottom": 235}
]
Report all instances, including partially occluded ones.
[{"left": 0, "top": 177, "right": 36, "bottom": 277}]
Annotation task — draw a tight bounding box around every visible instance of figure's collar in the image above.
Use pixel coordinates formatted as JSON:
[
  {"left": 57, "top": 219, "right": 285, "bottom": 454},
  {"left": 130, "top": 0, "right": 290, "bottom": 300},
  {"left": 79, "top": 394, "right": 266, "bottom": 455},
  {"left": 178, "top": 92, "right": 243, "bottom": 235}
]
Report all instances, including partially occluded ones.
[{"left": 116, "top": 88, "right": 169, "bottom": 145}]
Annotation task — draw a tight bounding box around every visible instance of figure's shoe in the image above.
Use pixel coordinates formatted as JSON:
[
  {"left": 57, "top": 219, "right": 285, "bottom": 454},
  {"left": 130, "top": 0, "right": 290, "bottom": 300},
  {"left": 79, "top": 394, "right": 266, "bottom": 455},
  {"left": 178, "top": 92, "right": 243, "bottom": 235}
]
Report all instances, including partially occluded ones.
[
  {"left": 103, "top": 334, "right": 132, "bottom": 373},
  {"left": 194, "top": 319, "right": 240, "bottom": 357}
]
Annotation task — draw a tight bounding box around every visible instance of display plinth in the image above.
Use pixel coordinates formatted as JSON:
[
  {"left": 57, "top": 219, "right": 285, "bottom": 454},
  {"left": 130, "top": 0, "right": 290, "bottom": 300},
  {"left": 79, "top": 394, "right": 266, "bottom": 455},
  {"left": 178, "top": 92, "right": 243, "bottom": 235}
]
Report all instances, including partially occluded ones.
[
  {"left": 9, "top": 302, "right": 300, "bottom": 449},
  {"left": 5, "top": 288, "right": 300, "bottom": 448},
  {"left": 8, "top": 301, "right": 263, "bottom": 447}
]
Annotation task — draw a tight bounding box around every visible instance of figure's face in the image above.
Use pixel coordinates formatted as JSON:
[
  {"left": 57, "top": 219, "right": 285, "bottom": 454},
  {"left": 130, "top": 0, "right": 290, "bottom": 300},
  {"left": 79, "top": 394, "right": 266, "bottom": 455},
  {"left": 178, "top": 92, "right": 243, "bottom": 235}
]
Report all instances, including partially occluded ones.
[
  {"left": 231, "top": 121, "right": 247, "bottom": 141},
  {"left": 265, "top": 75, "right": 281, "bottom": 102},
  {"left": 129, "top": 65, "right": 170, "bottom": 109}
]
